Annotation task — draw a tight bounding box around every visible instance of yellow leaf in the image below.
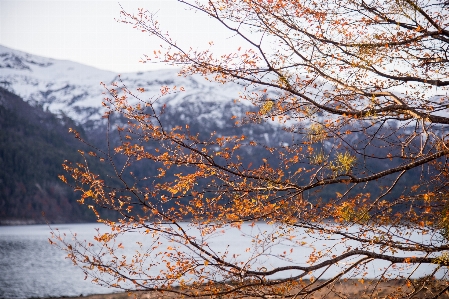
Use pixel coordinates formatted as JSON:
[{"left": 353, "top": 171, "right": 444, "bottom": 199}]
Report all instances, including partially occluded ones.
[
  {"left": 58, "top": 175, "right": 67, "bottom": 183},
  {"left": 84, "top": 190, "right": 94, "bottom": 198}
]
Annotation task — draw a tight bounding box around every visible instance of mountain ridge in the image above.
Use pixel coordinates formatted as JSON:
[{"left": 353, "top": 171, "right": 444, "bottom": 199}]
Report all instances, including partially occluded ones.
[
  {"left": 0, "top": 44, "right": 257, "bottom": 130},
  {"left": 0, "top": 45, "right": 430, "bottom": 224},
  {"left": 0, "top": 45, "right": 287, "bottom": 224}
]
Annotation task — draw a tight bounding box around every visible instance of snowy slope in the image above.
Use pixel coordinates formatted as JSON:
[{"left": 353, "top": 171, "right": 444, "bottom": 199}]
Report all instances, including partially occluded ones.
[
  {"left": 0, "top": 45, "right": 253, "bottom": 128},
  {"left": 0, "top": 45, "right": 113, "bottom": 123}
]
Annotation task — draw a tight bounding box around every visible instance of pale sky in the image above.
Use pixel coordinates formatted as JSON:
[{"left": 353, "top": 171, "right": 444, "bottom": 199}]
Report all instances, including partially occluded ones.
[{"left": 0, "top": 0, "right": 241, "bottom": 73}]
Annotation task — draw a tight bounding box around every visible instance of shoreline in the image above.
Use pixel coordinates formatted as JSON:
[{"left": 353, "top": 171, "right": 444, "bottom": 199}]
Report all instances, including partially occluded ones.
[{"left": 37, "top": 279, "right": 449, "bottom": 299}]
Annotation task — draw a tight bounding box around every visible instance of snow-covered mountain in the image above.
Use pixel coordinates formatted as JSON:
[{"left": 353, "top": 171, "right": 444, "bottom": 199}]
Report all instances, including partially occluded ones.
[
  {"left": 0, "top": 45, "right": 257, "bottom": 131},
  {"left": 0, "top": 46, "right": 288, "bottom": 225}
]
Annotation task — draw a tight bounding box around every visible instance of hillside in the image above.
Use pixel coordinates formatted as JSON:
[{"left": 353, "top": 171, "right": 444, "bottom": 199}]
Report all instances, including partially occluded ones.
[
  {"left": 0, "top": 45, "right": 431, "bottom": 224},
  {"left": 0, "top": 87, "right": 114, "bottom": 224},
  {"left": 0, "top": 45, "right": 288, "bottom": 224}
]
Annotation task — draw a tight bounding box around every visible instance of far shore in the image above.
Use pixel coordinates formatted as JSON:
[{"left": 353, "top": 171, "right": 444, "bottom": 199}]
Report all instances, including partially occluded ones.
[{"left": 41, "top": 279, "right": 449, "bottom": 299}]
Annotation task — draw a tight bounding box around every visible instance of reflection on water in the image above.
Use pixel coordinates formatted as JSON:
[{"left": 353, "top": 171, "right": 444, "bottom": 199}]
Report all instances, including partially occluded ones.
[{"left": 0, "top": 223, "right": 442, "bottom": 298}]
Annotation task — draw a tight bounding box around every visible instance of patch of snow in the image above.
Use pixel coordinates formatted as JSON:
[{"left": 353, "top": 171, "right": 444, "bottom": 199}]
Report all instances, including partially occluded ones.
[{"left": 0, "top": 45, "right": 255, "bottom": 125}]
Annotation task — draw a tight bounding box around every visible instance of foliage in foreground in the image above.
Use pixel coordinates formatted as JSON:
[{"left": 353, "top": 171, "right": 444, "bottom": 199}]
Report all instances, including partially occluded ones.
[{"left": 53, "top": 0, "right": 449, "bottom": 298}]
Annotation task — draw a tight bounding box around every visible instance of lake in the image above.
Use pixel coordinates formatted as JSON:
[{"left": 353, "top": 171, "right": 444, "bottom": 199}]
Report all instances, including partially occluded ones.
[
  {"left": 0, "top": 223, "right": 443, "bottom": 298},
  {"left": 0, "top": 224, "right": 111, "bottom": 299}
]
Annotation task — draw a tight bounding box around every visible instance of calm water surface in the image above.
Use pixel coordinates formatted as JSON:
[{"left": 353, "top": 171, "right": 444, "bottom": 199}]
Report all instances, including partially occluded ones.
[
  {"left": 0, "top": 223, "right": 442, "bottom": 299},
  {"left": 0, "top": 224, "right": 111, "bottom": 299}
]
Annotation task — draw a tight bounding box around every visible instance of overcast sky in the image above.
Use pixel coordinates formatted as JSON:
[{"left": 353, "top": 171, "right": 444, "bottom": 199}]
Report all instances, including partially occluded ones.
[{"left": 0, "top": 0, "right": 240, "bottom": 73}]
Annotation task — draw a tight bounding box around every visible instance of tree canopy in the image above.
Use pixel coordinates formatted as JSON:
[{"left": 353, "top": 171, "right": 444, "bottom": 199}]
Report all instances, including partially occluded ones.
[{"left": 54, "top": 0, "right": 449, "bottom": 298}]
